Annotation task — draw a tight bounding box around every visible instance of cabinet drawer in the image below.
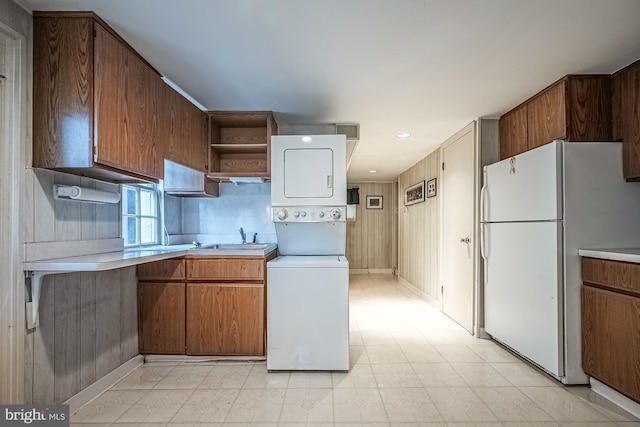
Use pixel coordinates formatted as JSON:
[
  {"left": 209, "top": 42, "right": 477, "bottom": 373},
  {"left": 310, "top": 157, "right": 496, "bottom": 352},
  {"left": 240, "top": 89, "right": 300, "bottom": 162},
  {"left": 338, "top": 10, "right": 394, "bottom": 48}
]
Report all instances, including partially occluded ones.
[
  {"left": 187, "top": 258, "right": 264, "bottom": 280},
  {"left": 582, "top": 257, "right": 640, "bottom": 296},
  {"left": 138, "top": 258, "right": 186, "bottom": 281}
]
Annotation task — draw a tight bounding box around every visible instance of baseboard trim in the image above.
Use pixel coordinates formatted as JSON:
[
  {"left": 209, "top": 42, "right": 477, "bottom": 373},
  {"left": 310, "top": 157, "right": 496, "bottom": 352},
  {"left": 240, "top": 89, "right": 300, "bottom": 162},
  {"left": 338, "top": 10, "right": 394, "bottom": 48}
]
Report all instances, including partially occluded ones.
[
  {"left": 143, "top": 355, "right": 266, "bottom": 363},
  {"left": 398, "top": 277, "right": 442, "bottom": 311},
  {"left": 63, "top": 354, "right": 144, "bottom": 414},
  {"left": 590, "top": 378, "right": 640, "bottom": 419}
]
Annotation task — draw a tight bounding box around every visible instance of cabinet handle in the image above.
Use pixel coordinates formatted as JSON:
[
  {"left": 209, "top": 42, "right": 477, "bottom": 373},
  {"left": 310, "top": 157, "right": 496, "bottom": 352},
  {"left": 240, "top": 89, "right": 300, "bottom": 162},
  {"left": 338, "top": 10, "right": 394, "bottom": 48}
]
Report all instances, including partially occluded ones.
[{"left": 460, "top": 237, "right": 470, "bottom": 244}]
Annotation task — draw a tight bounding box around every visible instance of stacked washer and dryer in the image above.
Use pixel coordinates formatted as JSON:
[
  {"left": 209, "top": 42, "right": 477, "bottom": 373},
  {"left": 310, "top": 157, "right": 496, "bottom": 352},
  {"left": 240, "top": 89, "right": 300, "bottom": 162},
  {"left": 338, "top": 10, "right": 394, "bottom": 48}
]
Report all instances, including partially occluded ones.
[{"left": 267, "top": 134, "right": 350, "bottom": 371}]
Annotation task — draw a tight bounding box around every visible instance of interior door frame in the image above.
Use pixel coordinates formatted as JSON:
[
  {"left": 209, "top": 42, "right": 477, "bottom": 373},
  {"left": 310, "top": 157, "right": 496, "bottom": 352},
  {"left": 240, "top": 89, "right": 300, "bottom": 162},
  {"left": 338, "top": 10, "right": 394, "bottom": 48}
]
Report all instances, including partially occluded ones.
[
  {"left": 439, "top": 121, "right": 480, "bottom": 335},
  {"left": 0, "top": 20, "right": 28, "bottom": 403}
]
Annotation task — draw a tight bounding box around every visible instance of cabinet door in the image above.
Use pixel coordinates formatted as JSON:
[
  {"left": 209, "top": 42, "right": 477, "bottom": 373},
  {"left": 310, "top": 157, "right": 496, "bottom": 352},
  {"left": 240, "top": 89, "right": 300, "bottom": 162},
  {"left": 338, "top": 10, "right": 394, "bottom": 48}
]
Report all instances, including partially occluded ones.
[
  {"left": 181, "top": 98, "right": 208, "bottom": 172},
  {"left": 527, "top": 81, "right": 567, "bottom": 150},
  {"left": 163, "top": 84, "right": 208, "bottom": 172},
  {"left": 138, "top": 282, "right": 185, "bottom": 354},
  {"left": 186, "top": 283, "right": 264, "bottom": 355},
  {"left": 94, "top": 23, "right": 162, "bottom": 179},
  {"left": 499, "top": 105, "right": 527, "bottom": 160},
  {"left": 582, "top": 286, "right": 640, "bottom": 402},
  {"left": 613, "top": 62, "right": 640, "bottom": 179}
]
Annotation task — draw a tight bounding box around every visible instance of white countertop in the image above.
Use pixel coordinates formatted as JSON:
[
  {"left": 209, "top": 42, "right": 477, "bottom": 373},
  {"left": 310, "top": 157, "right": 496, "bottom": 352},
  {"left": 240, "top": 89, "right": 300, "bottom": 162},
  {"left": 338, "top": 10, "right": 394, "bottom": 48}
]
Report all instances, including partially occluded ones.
[
  {"left": 23, "top": 243, "right": 277, "bottom": 272},
  {"left": 578, "top": 248, "right": 640, "bottom": 264}
]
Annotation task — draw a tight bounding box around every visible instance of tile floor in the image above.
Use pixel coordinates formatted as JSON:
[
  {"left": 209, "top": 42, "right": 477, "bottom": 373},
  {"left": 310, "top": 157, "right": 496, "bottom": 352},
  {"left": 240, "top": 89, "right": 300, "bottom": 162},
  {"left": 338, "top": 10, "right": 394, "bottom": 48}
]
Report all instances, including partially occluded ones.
[{"left": 72, "top": 274, "right": 640, "bottom": 426}]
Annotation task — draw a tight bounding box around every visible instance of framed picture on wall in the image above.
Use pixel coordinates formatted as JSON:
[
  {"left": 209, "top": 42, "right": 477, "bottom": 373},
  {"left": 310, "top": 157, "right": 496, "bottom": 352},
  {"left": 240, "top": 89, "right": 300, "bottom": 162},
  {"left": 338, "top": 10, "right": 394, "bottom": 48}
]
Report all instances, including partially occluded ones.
[
  {"left": 366, "top": 195, "right": 383, "bottom": 209},
  {"left": 404, "top": 181, "right": 425, "bottom": 205},
  {"left": 426, "top": 178, "right": 437, "bottom": 198}
]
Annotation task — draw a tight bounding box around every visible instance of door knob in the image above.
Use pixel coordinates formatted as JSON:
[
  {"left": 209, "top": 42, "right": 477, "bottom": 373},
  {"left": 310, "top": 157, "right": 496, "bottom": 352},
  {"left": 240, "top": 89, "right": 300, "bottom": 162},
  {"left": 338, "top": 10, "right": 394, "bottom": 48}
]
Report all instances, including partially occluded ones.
[{"left": 460, "top": 237, "right": 470, "bottom": 244}]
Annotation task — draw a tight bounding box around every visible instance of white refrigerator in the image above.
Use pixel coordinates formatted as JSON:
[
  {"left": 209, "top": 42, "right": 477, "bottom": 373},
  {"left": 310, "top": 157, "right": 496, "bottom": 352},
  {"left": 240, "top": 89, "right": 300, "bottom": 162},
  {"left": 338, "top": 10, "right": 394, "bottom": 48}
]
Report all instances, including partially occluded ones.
[{"left": 481, "top": 141, "right": 640, "bottom": 384}]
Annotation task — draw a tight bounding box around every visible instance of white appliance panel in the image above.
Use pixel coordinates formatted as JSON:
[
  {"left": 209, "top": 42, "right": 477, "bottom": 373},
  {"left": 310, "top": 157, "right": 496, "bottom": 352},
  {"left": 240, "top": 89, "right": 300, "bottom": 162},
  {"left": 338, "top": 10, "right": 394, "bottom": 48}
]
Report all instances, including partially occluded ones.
[
  {"left": 284, "top": 148, "right": 333, "bottom": 198},
  {"left": 484, "top": 221, "right": 563, "bottom": 377},
  {"left": 267, "top": 259, "right": 349, "bottom": 371},
  {"left": 271, "top": 135, "right": 346, "bottom": 206},
  {"left": 483, "top": 141, "right": 562, "bottom": 222},
  {"left": 274, "top": 222, "right": 345, "bottom": 255}
]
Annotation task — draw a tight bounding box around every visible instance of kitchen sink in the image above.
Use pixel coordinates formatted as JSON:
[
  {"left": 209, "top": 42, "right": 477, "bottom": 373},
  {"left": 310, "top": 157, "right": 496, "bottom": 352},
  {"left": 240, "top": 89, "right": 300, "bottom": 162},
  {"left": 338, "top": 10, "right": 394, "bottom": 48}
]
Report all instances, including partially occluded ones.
[{"left": 214, "top": 243, "right": 269, "bottom": 250}]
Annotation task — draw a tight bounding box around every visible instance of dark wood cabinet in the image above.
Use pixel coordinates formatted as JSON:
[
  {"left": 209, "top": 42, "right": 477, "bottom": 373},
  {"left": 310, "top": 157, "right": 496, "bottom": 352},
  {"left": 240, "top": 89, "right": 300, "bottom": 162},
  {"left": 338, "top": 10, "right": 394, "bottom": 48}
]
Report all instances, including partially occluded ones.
[
  {"left": 162, "top": 83, "right": 208, "bottom": 172},
  {"left": 33, "top": 13, "right": 164, "bottom": 182},
  {"left": 186, "top": 282, "right": 264, "bottom": 355},
  {"left": 208, "top": 111, "right": 277, "bottom": 181},
  {"left": 612, "top": 60, "right": 640, "bottom": 181},
  {"left": 185, "top": 254, "right": 275, "bottom": 356},
  {"left": 581, "top": 257, "right": 640, "bottom": 403},
  {"left": 137, "top": 252, "right": 275, "bottom": 356},
  {"left": 499, "top": 75, "right": 612, "bottom": 160},
  {"left": 499, "top": 104, "right": 528, "bottom": 159},
  {"left": 137, "top": 259, "right": 187, "bottom": 354}
]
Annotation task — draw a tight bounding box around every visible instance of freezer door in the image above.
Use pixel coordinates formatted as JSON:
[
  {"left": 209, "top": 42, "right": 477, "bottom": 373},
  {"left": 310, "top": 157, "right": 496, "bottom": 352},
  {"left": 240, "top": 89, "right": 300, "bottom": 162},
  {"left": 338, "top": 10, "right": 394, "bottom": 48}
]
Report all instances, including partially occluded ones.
[
  {"left": 483, "top": 141, "right": 562, "bottom": 222},
  {"left": 483, "top": 221, "right": 564, "bottom": 377}
]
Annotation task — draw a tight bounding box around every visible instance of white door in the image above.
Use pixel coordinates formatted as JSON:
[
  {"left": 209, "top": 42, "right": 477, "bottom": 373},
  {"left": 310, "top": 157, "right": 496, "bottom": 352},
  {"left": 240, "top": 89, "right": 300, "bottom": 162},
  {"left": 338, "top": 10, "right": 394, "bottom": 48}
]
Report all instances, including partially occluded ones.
[
  {"left": 483, "top": 221, "right": 563, "bottom": 376},
  {"left": 441, "top": 125, "right": 475, "bottom": 332},
  {"left": 284, "top": 148, "right": 333, "bottom": 198}
]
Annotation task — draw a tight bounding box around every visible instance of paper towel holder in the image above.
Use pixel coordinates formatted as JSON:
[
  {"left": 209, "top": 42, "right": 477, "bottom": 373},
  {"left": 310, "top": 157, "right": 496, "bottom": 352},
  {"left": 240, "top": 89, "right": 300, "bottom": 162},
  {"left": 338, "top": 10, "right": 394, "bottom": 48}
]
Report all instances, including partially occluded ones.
[{"left": 53, "top": 185, "right": 120, "bottom": 204}]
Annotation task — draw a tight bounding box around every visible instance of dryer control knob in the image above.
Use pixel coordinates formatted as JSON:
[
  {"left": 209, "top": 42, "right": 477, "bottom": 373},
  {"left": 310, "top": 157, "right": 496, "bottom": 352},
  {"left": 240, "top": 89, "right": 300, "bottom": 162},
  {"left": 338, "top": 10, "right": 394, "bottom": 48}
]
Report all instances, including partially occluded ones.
[
  {"left": 293, "top": 211, "right": 300, "bottom": 218},
  {"left": 318, "top": 211, "right": 325, "bottom": 218},
  {"left": 330, "top": 208, "right": 341, "bottom": 219},
  {"left": 276, "top": 209, "right": 288, "bottom": 220},
  {"left": 300, "top": 211, "right": 307, "bottom": 217}
]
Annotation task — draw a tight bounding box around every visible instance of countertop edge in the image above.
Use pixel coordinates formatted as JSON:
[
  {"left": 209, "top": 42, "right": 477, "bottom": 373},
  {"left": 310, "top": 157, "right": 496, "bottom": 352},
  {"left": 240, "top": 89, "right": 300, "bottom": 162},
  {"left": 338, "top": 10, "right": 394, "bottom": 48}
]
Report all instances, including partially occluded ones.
[
  {"left": 23, "top": 249, "right": 191, "bottom": 272},
  {"left": 23, "top": 245, "right": 278, "bottom": 272},
  {"left": 578, "top": 248, "right": 640, "bottom": 264}
]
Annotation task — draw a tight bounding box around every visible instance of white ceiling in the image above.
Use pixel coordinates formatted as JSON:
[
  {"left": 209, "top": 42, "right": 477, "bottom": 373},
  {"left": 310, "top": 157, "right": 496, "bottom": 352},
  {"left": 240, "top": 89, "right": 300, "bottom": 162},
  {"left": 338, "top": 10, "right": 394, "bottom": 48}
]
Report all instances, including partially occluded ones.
[{"left": 18, "top": 0, "right": 640, "bottom": 181}]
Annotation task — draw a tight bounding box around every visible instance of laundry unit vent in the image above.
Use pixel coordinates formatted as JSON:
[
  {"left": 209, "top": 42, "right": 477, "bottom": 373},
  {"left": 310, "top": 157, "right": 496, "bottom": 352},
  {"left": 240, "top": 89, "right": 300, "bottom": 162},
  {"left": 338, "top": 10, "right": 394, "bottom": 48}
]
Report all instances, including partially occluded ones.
[{"left": 336, "top": 124, "right": 359, "bottom": 141}]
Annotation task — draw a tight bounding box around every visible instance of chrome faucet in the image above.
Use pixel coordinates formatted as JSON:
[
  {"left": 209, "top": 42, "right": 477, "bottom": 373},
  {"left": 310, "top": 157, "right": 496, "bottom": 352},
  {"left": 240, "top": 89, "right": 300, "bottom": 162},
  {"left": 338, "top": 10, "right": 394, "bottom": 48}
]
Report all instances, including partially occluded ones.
[{"left": 239, "top": 227, "right": 246, "bottom": 244}]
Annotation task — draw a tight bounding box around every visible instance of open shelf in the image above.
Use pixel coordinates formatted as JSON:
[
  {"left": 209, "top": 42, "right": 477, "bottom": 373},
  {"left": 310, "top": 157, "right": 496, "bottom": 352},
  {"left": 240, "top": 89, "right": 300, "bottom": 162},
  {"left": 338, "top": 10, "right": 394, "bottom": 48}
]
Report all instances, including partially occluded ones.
[{"left": 208, "top": 111, "right": 277, "bottom": 180}]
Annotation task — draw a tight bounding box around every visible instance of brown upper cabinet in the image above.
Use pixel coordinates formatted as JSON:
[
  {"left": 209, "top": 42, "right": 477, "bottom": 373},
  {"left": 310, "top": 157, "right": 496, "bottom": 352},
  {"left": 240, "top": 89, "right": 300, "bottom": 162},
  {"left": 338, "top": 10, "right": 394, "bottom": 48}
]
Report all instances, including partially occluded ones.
[
  {"left": 499, "top": 75, "right": 612, "bottom": 160},
  {"left": 33, "top": 13, "right": 164, "bottom": 182},
  {"left": 612, "top": 60, "right": 640, "bottom": 181},
  {"left": 33, "top": 12, "right": 209, "bottom": 182},
  {"left": 162, "top": 83, "right": 209, "bottom": 173},
  {"left": 207, "top": 111, "right": 278, "bottom": 181}
]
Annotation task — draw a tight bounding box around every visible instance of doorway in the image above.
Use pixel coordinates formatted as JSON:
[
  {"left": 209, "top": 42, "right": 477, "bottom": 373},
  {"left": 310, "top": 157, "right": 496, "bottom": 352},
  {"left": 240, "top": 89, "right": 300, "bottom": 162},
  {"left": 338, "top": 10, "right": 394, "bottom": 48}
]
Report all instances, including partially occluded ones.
[{"left": 441, "top": 123, "right": 476, "bottom": 333}]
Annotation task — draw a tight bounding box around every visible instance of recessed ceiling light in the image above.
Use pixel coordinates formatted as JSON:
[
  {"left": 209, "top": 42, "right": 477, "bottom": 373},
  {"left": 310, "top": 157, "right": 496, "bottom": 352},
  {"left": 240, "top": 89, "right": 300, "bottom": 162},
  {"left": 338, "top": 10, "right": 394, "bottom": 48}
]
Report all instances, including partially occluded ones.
[
  {"left": 302, "top": 136, "right": 312, "bottom": 142},
  {"left": 397, "top": 132, "right": 411, "bottom": 139},
  {"left": 368, "top": 170, "right": 377, "bottom": 173}
]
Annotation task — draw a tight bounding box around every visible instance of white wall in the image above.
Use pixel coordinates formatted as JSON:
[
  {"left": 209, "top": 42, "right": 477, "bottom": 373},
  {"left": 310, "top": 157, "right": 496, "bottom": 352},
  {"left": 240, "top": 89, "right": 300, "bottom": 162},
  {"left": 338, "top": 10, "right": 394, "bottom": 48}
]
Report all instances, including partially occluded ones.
[
  {"left": 173, "top": 182, "right": 276, "bottom": 243},
  {"left": 397, "top": 150, "right": 441, "bottom": 304}
]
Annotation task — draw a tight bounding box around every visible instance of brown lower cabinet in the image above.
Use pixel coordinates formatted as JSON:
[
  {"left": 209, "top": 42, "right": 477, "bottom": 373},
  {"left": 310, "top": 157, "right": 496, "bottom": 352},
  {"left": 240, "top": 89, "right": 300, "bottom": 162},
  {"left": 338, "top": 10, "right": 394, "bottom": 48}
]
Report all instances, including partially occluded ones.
[
  {"left": 137, "top": 252, "right": 276, "bottom": 356},
  {"left": 138, "top": 282, "right": 186, "bottom": 354},
  {"left": 581, "top": 257, "right": 640, "bottom": 403},
  {"left": 186, "top": 282, "right": 264, "bottom": 355}
]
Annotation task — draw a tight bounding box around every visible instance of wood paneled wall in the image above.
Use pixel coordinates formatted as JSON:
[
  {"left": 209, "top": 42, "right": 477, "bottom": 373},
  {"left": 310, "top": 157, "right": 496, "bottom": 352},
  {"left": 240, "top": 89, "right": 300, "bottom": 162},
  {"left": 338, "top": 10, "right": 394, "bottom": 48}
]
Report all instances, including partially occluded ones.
[
  {"left": 24, "top": 169, "right": 138, "bottom": 404},
  {"left": 346, "top": 182, "right": 396, "bottom": 271},
  {"left": 397, "top": 151, "right": 441, "bottom": 303}
]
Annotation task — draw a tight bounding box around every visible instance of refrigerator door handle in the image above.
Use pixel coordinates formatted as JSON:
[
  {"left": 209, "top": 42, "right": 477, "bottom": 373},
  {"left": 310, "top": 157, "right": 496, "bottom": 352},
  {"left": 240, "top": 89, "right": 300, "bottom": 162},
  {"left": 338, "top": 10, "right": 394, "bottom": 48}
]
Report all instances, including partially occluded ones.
[
  {"left": 480, "top": 223, "right": 488, "bottom": 282},
  {"left": 480, "top": 167, "right": 488, "bottom": 223}
]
